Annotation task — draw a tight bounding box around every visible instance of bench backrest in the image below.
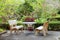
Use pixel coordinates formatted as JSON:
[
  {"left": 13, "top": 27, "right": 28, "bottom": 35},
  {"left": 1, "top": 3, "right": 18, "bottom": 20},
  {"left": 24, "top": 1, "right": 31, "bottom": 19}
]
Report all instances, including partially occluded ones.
[
  {"left": 8, "top": 20, "right": 17, "bottom": 27},
  {"left": 43, "top": 21, "right": 49, "bottom": 30}
]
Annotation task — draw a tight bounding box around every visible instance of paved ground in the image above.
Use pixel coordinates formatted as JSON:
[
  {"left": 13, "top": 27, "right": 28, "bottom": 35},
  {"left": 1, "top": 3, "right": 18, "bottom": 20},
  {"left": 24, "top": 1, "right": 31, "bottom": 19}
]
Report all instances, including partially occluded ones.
[{"left": 0, "top": 31, "right": 60, "bottom": 40}]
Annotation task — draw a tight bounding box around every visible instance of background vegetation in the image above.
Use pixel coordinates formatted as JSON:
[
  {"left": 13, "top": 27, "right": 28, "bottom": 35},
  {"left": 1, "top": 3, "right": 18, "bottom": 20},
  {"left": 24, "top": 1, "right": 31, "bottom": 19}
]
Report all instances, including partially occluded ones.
[{"left": 0, "top": 0, "right": 60, "bottom": 31}]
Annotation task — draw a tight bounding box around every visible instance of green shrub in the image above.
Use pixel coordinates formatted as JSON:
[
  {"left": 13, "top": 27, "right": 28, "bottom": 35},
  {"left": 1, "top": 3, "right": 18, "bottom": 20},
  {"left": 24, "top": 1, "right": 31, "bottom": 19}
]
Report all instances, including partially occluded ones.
[
  {"left": 0, "top": 28, "right": 4, "bottom": 32},
  {"left": 0, "top": 18, "right": 2, "bottom": 23},
  {"left": 35, "top": 18, "right": 47, "bottom": 23}
]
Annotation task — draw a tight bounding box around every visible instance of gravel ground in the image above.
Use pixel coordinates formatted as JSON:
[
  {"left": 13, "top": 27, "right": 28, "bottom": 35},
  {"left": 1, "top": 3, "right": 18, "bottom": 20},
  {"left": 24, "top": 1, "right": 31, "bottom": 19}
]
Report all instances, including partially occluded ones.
[{"left": 0, "top": 31, "right": 60, "bottom": 40}]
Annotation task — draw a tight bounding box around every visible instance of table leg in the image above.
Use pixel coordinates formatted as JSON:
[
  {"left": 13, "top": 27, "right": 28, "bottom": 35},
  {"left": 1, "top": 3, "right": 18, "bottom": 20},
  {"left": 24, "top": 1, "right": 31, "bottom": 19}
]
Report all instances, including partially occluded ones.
[{"left": 27, "top": 24, "right": 34, "bottom": 31}]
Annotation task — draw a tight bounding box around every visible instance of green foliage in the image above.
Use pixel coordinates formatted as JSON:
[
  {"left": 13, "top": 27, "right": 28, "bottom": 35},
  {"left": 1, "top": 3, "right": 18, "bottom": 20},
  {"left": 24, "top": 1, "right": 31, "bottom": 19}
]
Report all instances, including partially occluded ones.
[
  {"left": 5, "top": 0, "right": 25, "bottom": 5},
  {"left": 35, "top": 18, "right": 47, "bottom": 23},
  {"left": 16, "top": 1, "right": 34, "bottom": 16},
  {"left": 48, "top": 24, "right": 60, "bottom": 31},
  {"left": 28, "top": 0, "right": 44, "bottom": 10},
  {"left": 44, "top": 0, "right": 60, "bottom": 18},
  {"left": 0, "top": 18, "right": 2, "bottom": 23},
  {"left": 0, "top": 0, "right": 35, "bottom": 20},
  {"left": 0, "top": 0, "right": 60, "bottom": 23},
  {"left": 0, "top": 28, "right": 5, "bottom": 32},
  {"left": 0, "top": 0, "right": 25, "bottom": 21}
]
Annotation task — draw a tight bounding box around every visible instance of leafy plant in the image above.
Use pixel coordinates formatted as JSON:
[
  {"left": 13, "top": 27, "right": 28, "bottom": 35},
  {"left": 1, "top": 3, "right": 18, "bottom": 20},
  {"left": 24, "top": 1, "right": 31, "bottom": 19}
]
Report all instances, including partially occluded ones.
[
  {"left": 0, "top": 28, "right": 5, "bottom": 32},
  {"left": 0, "top": 18, "right": 2, "bottom": 23},
  {"left": 35, "top": 18, "right": 47, "bottom": 23}
]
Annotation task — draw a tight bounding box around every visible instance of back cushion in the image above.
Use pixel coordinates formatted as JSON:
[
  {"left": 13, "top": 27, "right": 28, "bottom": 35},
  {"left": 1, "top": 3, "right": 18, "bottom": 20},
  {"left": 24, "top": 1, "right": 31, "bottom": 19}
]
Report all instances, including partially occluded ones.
[{"left": 8, "top": 20, "right": 17, "bottom": 25}]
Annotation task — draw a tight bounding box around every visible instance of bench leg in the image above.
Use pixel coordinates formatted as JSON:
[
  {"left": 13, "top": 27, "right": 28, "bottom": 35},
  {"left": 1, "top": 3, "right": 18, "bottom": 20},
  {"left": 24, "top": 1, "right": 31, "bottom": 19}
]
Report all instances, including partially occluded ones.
[
  {"left": 10, "top": 29, "right": 13, "bottom": 34},
  {"left": 35, "top": 29, "right": 40, "bottom": 36},
  {"left": 43, "top": 30, "right": 46, "bottom": 36},
  {"left": 45, "top": 29, "right": 48, "bottom": 34}
]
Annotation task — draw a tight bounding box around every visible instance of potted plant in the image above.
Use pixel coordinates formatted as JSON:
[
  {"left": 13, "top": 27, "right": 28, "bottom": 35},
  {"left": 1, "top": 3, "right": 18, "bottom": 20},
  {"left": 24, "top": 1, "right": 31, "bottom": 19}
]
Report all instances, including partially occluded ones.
[{"left": 21, "top": 16, "right": 35, "bottom": 22}]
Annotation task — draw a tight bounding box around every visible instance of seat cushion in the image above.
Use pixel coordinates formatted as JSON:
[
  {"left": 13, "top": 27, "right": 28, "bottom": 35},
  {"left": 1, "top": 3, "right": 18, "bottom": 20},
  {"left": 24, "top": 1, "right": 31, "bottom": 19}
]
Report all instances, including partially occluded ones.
[
  {"left": 36, "top": 26, "right": 43, "bottom": 30},
  {"left": 11, "top": 25, "right": 23, "bottom": 29}
]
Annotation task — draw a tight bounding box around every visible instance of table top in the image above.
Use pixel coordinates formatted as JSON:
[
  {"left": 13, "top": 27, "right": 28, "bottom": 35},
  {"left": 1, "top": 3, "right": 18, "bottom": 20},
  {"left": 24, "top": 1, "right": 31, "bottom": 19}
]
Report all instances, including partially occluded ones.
[{"left": 22, "top": 22, "right": 36, "bottom": 24}]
